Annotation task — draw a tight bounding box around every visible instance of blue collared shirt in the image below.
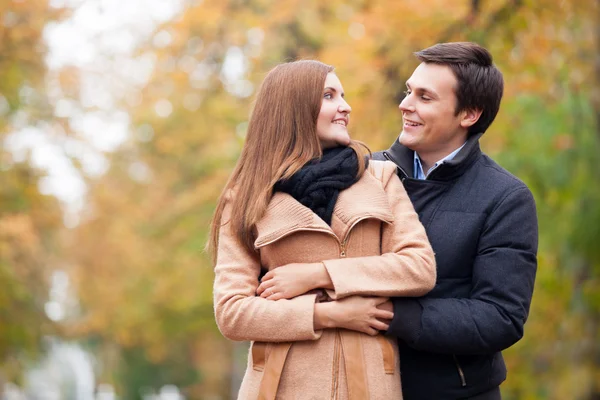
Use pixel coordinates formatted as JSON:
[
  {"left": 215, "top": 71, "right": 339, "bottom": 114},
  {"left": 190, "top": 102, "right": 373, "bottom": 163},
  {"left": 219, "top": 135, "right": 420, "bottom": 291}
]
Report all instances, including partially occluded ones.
[{"left": 413, "top": 143, "right": 467, "bottom": 180}]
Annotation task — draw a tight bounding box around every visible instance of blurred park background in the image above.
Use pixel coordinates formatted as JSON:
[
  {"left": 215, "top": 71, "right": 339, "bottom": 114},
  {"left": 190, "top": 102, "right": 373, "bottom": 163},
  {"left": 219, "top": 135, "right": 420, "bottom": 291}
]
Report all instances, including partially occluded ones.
[{"left": 1, "top": 0, "right": 599, "bottom": 398}]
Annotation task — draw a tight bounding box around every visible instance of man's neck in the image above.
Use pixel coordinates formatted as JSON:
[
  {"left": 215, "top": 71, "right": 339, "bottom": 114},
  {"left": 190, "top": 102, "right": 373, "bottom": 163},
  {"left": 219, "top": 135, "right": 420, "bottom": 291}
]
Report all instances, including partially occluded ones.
[
  {"left": 419, "top": 158, "right": 435, "bottom": 176},
  {"left": 418, "top": 151, "right": 448, "bottom": 174},
  {"left": 416, "top": 142, "right": 467, "bottom": 176}
]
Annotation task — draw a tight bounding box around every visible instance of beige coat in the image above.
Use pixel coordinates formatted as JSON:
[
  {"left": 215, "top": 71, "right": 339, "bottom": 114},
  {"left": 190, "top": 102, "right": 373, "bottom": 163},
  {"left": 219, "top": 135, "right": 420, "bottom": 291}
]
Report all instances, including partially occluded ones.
[{"left": 213, "top": 160, "right": 436, "bottom": 400}]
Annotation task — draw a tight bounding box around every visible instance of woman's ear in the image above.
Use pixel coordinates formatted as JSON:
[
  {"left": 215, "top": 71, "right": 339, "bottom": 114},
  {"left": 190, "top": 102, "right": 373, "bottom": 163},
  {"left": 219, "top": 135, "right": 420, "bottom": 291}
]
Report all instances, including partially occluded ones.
[{"left": 460, "top": 108, "right": 483, "bottom": 129}]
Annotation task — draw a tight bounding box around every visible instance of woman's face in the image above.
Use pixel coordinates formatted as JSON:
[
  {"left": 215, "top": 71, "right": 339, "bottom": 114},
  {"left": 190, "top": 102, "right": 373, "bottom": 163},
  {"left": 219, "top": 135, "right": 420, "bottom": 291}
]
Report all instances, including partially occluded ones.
[{"left": 316, "top": 73, "right": 352, "bottom": 149}]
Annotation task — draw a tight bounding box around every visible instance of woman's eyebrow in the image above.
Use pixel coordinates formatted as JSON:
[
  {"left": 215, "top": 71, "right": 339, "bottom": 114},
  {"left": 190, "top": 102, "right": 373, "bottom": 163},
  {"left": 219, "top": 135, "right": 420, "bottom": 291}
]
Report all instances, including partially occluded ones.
[{"left": 324, "top": 87, "right": 345, "bottom": 96}]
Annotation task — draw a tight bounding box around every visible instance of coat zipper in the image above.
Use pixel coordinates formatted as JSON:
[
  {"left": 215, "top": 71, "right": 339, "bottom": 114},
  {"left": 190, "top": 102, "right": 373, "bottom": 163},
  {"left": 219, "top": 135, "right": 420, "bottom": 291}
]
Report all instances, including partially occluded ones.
[
  {"left": 453, "top": 355, "right": 467, "bottom": 387},
  {"left": 257, "top": 216, "right": 381, "bottom": 258},
  {"left": 338, "top": 215, "right": 387, "bottom": 257},
  {"left": 339, "top": 233, "right": 349, "bottom": 257},
  {"left": 331, "top": 329, "right": 341, "bottom": 399},
  {"left": 256, "top": 227, "right": 339, "bottom": 249}
]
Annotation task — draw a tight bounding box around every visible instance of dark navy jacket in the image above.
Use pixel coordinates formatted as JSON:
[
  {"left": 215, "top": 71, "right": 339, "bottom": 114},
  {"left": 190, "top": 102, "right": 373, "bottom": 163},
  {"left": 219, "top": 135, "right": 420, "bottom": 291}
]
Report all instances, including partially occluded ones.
[{"left": 373, "top": 133, "right": 538, "bottom": 400}]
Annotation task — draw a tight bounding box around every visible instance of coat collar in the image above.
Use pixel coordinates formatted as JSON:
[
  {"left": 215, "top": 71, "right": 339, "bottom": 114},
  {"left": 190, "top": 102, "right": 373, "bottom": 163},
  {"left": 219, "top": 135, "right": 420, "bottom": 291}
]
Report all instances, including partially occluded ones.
[
  {"left": 254, "top": 168, "right": 394, "bottom": 248},
  {"left": 383, "top": 132, "right": 484, "bottom": 181}
]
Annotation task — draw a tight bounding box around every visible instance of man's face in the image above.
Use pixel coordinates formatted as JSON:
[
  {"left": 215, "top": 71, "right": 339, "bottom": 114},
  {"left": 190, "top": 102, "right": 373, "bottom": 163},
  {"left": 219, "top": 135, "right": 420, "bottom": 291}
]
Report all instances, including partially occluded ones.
[{"left": 398, "top": 63, "right": 469, "bottom": 160}]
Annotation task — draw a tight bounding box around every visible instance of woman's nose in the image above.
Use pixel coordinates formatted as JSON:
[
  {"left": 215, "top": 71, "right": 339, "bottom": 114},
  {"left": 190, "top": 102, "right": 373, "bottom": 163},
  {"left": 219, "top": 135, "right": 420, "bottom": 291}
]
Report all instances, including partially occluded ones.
[{"left": 338, "top": 99, "right": 351, "bottom": 114}]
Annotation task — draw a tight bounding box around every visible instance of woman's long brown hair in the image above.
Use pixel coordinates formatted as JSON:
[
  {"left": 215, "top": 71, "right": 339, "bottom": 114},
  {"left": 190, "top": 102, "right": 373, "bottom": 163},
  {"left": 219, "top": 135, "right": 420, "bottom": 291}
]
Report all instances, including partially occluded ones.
[{"left": 208, "top": 60, "right": 369, "bottom": 262}]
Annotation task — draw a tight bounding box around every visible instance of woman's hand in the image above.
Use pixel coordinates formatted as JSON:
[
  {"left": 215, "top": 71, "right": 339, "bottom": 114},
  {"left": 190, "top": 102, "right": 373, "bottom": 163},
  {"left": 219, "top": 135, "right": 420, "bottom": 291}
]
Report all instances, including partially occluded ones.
[
  {"left": 257, "top": 262, "right": 331, "bottom": 300},
  {"left": 314, "top": 296, "right": 394, "bottom": 336}
]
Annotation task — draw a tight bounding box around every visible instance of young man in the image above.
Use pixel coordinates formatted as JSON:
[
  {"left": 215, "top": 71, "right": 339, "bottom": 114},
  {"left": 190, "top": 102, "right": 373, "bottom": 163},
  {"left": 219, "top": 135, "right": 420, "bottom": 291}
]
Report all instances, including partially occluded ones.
[{"left": 373, "top": 42, "right": 538, "bottom": 399}]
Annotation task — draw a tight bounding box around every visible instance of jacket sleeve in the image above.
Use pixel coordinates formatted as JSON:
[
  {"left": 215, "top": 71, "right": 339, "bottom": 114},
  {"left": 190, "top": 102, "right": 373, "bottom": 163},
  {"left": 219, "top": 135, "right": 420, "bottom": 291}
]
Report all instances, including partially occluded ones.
[
  {"left": 213, "top": 199, "right": 321, "bottom": 342},
  {"left": 322, "top": 161, "right": 436, "bottom": 299},
  {"left": 388, "top": 185, "right": 538, "bottom": 354}
]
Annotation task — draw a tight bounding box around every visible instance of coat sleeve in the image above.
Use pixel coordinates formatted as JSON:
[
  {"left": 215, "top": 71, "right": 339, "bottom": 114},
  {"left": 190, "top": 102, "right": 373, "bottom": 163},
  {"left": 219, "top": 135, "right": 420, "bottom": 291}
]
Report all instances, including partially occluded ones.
[
  {"left": 213, "top": 199, "right": 321, "bottom": 342},
  {"left": 322, "top": 161, "right": 436, "bottom": 299},
  {"left": 388, "top": 185, "right": 538, "bottom": 354}
]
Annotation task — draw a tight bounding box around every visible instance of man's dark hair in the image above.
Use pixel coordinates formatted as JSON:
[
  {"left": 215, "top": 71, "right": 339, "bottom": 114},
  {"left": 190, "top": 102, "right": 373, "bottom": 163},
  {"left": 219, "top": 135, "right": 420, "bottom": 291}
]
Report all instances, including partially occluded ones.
[{"left": 415, "top": 42, "right": 504, "bottom": 135}]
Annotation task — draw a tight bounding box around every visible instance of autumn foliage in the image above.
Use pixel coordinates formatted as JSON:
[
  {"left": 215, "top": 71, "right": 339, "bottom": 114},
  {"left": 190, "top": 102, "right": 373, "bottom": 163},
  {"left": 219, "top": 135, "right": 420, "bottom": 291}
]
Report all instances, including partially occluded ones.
[{"left": 1, "top": 0, "right": 599, "bottom": 398}]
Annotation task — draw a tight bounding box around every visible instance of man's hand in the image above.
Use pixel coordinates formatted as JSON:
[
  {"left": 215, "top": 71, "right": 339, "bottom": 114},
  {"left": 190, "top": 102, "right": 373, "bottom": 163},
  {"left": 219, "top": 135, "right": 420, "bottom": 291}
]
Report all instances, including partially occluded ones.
[
  {"left": 376, "top": 300, "right": 394, "bottom": 328},
  {"left": 315, "top": 296, "right": 394, "bottom": 336},
  {"left": 257, "top": 262, "right": 331, "bottom": 300},
  {"left": 377, "top": 300, "right": 394, "bottom": 314}
]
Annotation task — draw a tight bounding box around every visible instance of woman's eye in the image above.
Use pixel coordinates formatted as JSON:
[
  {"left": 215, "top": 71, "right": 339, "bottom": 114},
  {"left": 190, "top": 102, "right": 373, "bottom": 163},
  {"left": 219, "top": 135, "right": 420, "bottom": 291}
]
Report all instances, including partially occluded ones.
[
  {"left": 324, "top": 92, "right": 332, "bottom": 99},
  {"left": 403, "top": 90, "right": 411, "bottom": 96}
]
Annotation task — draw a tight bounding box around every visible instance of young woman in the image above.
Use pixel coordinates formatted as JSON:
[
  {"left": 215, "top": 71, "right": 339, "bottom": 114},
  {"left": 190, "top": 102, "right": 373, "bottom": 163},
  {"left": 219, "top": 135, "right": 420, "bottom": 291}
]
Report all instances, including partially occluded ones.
[{"left": 210, "top": 60, "right": 436, "bottom": 400}]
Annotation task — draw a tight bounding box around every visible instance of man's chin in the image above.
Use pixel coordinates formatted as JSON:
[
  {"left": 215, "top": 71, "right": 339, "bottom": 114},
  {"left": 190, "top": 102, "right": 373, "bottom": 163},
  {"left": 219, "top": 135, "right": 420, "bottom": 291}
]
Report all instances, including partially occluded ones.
[{"left": 398, "top": 132, "right": 417, "bottom": 150}]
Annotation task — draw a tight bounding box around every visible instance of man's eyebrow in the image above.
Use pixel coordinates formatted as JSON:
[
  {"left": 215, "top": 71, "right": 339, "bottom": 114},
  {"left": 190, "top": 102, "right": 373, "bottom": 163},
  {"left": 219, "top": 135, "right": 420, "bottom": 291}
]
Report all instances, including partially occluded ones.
[{"left": 406, "top": 82, "right": 438, "bottom": 97}]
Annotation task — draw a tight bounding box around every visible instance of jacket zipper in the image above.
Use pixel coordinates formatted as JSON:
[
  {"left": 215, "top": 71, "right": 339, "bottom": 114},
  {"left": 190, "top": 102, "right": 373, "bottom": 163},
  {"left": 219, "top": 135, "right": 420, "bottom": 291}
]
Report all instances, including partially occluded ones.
[
  {"left": 383, "top": 150, "right": 455, "bottom": 182},
  {"left": 383, "top": 151, "right": 409, "bottom": 182},
  {"left": 453, "top": 355, "right": 467, "bottom": 387}
]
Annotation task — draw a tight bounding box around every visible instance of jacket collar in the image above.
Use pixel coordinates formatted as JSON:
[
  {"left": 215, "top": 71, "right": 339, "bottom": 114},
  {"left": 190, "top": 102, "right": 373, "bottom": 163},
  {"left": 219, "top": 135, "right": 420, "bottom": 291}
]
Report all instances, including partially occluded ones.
[
  {"left": 254, "top": 169, "right": 394, "bottom": 248},
  {"left": 384, "top": 132, "right": 484, "bottom": 181}
]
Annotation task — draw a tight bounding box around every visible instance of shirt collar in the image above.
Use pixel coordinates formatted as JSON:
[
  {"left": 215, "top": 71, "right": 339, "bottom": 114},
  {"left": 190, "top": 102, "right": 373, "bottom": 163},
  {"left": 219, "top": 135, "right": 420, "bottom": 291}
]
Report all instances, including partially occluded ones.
[{"left": 413, "top": 142, "right": 467, "bottom": 180}]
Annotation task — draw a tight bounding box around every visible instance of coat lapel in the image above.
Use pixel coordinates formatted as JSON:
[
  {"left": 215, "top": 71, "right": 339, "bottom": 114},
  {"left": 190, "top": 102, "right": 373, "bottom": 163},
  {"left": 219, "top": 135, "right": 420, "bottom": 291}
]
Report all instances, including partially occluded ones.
[
  {"left": 254, "top": 169, "right": 394, "bottom": 249},
  {"left": 331, "top": 170, "right": 394, "bottom": 240},
  {"left": 253, "top": 193, "right": 332, "bottom": 248}
]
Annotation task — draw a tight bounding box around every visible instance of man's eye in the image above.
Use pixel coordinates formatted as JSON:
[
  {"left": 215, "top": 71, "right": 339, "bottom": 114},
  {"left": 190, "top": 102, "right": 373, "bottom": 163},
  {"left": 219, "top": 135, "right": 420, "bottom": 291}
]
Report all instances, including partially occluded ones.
[
  {"left": 403, "top": 90, "right": 411, "bottom": 96},
  {"left": 421, "top": 96, "right": 431, "bottom": 101}
]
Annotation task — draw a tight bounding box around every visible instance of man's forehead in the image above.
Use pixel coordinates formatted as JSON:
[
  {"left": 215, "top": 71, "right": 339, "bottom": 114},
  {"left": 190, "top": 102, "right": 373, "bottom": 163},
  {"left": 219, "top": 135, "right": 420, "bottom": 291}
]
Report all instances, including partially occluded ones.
[{"left": 407, "top": 63, "right": 457, "bottom": 93}]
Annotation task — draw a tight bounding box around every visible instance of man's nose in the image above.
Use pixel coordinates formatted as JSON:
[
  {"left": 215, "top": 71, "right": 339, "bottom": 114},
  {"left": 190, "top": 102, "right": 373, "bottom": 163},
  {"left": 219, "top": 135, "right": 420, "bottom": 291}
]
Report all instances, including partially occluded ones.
[{"left": 399, "top": 95, "right": 414, "bottom": 113}]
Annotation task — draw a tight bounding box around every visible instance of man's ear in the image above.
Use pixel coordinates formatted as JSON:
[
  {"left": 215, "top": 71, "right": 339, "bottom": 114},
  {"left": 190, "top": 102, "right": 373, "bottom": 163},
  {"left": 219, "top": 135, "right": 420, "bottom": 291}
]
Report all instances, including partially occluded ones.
[{"left": 460, "top": 108, "right": 483, "bottom": 129}]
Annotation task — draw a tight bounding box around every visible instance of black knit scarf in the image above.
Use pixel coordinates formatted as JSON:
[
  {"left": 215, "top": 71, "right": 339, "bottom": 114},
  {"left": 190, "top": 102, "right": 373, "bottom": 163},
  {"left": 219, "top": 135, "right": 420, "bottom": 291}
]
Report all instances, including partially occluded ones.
[{"left": 274, "top": 146, "right": 367, "bottom": 225}]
